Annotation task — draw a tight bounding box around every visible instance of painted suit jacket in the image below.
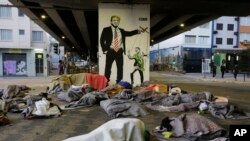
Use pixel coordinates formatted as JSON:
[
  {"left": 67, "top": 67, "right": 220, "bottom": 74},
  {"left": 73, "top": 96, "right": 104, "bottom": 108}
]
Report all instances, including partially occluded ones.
[{"left": 100, "top": 26, "right": 139, "bottom": 55}]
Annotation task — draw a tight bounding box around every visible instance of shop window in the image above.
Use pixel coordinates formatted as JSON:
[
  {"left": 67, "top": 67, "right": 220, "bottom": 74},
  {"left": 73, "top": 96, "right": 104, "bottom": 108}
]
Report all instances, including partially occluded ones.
[{"left": 2, "top": 53, "right": 27, "bottom": 76}]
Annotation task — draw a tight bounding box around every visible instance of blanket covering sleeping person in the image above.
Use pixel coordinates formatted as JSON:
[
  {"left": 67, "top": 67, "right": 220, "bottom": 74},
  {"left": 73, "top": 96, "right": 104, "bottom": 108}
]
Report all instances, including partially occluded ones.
[
  {"left": 152, "top": 113, "right": 227, "bottom": 141},
  {"left": 63, "top": 118, "right": 146, "bottom": 141},
  {"left": 100, "top": 99, "right": 148, "bottom": 118}
]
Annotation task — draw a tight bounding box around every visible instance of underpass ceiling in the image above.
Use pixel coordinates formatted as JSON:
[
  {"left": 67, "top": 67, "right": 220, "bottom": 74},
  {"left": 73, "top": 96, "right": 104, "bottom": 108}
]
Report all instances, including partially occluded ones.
[{"left": 7, "top": 0, "right": 250, "bottom": 62}]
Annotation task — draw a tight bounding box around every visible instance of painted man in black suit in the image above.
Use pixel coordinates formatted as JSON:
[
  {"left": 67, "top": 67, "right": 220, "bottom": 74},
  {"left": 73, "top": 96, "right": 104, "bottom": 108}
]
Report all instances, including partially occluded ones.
[{"left": 100, "top": 15, "right": 141, "bottom": 83}]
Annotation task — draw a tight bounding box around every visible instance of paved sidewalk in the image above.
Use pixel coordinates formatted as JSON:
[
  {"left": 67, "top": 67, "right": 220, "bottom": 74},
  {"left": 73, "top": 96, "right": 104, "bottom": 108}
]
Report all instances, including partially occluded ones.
[
  {"left": 0, "top": 76, "right": 52, "bottom": 88},
  {"left": 1, "top": 71, "right": 250, "bottom": 141},
  {"left": 185, "top": 72, "right": 250, "bottom": 84},
  {"left": 151, "top": 71, "right": 250, "bottom": 85}
]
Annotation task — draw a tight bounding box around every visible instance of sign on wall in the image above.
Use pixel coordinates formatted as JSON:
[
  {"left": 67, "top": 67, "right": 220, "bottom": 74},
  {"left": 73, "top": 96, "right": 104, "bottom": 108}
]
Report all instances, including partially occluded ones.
[{"left": 98, "top": 3, "right": 150, "bottom": 86}]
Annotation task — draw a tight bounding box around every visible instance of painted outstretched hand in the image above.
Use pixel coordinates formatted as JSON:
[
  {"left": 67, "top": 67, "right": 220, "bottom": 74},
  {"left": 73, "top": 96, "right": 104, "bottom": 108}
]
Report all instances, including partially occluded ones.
[{"left": 139, "top": 26, "right": 149, "bottom": 33}]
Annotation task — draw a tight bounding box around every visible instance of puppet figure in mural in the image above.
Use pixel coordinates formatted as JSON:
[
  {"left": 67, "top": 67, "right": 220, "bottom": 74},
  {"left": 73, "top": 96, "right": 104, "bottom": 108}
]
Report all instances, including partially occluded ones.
[
  {"left": 128, "top": 47, "right": 147, "bottom": 85},
  {"left": 100, "top": 15, "right": 141, "bottom": 83},
  {"left": 16, "top": 60, "right": 27, "bottom": 75}
]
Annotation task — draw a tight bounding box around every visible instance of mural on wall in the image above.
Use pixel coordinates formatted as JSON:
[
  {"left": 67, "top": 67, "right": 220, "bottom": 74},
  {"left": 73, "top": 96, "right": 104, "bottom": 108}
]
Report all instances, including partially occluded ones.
[
  {"left": 3, "top": 53, "right": 27, "bottom": 76},
  {"left": 3, "top": 61, "right": 16, "bottom": 75},
  {"left": 99, "top": 3, "right": 150, "bottom": 85},
  {"left": 16, "top": 60, "right": 27, "bottom": 75}
]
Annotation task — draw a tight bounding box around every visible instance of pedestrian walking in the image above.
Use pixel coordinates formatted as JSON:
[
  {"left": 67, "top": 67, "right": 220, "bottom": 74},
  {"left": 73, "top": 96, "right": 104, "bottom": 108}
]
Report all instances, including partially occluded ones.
[
  {"left": 210, "top": 61, "right": 216, "bottom": 77},
  {"left": 234, "top": 64, "right": 239, "bottom": 81},
  {"left": 220, "top": 59, "right": 226, "bottom": 78}
]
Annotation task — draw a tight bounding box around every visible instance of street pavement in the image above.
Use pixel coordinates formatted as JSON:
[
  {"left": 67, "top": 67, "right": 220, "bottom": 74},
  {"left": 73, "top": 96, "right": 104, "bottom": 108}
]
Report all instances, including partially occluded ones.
[
  {"left": 0, "top": 71, "right": 250, "bottom": 141},
  {"left": 0, "top": 70, "right": 249, "bottom": 88},
  {"left": 186, "top": 72, "right": 250, "bottom": 83},
  {"left": 150, "top": 71, "right": 250, "bottom": 84}
]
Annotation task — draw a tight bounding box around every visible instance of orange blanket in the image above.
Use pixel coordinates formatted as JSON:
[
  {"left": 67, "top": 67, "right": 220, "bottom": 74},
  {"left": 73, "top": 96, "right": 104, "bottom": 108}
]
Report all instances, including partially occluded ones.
[{"left": 85, "top": 73, "right": 108, "bottom": 90}]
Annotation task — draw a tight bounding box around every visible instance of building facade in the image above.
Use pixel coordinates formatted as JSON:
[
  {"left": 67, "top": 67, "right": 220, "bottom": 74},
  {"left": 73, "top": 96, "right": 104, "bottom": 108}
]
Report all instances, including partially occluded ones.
[
  {"left": 211, "top": 16, "right": 240, "bottom": 73},
  {"left": 238, "top": 16, "right": 250, "bottom": 71},
  {"left": 151, "top": 16, "right": 249, "bottom": 73},
  {"left": 239, "top": 16, "right": 250, "bottom": 48},
  {"left": 150, "top": 22, "right": 212, "bottom": 73},
  {"left": 0, "top": 0, "right": 50, "bottom": 76}
]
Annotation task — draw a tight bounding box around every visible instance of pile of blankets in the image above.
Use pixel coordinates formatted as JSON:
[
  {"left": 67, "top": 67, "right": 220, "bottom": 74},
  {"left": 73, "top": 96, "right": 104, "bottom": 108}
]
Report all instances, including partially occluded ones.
[{"left": 152, "top": 113, "right": 228, "bottom": 141}]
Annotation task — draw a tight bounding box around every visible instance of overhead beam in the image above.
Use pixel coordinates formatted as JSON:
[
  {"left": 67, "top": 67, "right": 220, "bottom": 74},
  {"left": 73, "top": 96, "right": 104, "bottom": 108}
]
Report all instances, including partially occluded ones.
[
  {"left": 152, "top": 16, "right": 217, "bottom": 45},
  {"left": 40, "top": 3, "right": 81, "bottom": 49},
  {"left": 72, "top": 10, "right": 91, "bottom": 51},
  {"left": 99, "top": 0, "right": 151, "bottom": 4},
  {"left": 150, "top": 14, "right": 166, "bottom": 28},
  {"left": 151, "top": 15, "right": 194, "bottom": 39},
  {"left": 22, "top": 0, "right": 98, "bottom": 10},
  {"left": 151, "top": 1, "right": 250, "bottom": 16}
]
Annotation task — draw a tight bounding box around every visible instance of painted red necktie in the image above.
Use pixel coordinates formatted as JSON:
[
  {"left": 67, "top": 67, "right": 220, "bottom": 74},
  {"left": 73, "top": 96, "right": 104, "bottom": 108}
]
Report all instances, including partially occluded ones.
[{"left": 114, "top": 28, "right": 120, "bottom": 52}]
